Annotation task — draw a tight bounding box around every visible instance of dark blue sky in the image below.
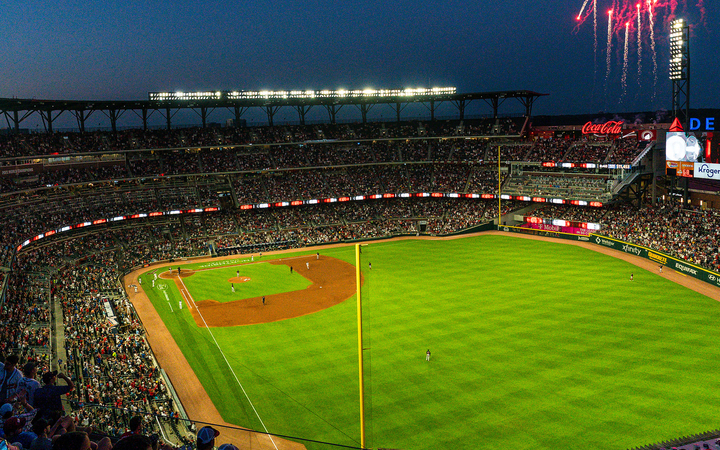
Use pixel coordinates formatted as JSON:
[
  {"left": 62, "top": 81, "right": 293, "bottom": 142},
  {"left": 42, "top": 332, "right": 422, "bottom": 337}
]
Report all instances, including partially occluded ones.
[{"left": 1, "top": 0, "right": 718, "bottom": 122}]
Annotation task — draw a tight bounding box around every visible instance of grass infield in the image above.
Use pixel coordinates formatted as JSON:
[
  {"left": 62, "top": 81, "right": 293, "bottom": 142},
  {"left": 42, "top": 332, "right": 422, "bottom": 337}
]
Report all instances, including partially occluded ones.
[{"left": 139, "top": 235, "right": 720, "bottom": 450}]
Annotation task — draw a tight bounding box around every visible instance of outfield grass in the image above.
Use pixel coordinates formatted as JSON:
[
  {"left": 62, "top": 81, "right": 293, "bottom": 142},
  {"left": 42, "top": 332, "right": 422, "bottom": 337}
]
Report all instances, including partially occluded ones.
[{"left": 140, "top": 236, "right": 720, "bottom": 450}]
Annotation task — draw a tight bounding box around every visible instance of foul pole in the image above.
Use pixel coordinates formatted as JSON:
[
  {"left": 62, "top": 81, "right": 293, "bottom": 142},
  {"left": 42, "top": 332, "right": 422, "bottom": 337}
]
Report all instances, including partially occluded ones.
[
  {"left": 355, "top": 244, "right": 366, "bottom": 448},
  {"left": 497, "top": 145, "right": 502, "bottom": 227}
]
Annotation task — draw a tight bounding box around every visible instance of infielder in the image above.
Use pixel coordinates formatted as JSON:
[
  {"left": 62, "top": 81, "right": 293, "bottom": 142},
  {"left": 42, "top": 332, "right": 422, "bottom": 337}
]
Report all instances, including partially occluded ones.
[{"left": 306, "top": 262, "right": 309, "bottom": 270}]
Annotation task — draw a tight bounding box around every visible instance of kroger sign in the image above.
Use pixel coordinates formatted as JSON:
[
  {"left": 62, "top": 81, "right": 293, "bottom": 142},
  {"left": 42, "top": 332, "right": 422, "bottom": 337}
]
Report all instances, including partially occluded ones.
[{"left": 694, "top": 162, "right": 720, "bottom": 179}]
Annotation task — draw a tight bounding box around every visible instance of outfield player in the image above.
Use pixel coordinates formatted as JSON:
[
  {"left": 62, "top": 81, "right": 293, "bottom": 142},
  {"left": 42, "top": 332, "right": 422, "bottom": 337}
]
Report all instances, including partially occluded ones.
[
  {"left": 659, "top": 265, "right": 663, "bottom": 273},
  {"left": 236, "top": 270, "right": 239, "bottom": 278},
  {"left": 290, "top": 266, "right": 293, "bottom": 274},
  {"left": 369, "top": 262, "right": 372, "bottom": 270},
  {"left": 630, "top": 273, "right": 634, "bottom": 281},
  {"left": 426, "top": 350, "right": 431, "bottom": 361},
  {"left": 231, "top": 283, "right": 235, "bottom": 292}
]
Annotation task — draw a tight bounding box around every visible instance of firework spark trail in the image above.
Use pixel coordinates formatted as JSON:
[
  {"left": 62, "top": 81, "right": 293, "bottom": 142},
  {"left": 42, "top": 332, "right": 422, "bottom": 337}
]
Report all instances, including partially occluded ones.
[
  {"left": 593, "top": 0, "right": 598, "bottom": 54},
  {"left": 578, "top": 0, "right": 591, "bottom": 19},
  {"left": 648, "top": 0, "right": 657, "bottom": 100},
  {"left": 621, "top": 22, "right": 629, "bottom": 101},
  {"left": 637, "top": 3, "right": 642, "bottom": 86},
  {"left": 605, "top": 9, "right": 613, "bottom": 90}
]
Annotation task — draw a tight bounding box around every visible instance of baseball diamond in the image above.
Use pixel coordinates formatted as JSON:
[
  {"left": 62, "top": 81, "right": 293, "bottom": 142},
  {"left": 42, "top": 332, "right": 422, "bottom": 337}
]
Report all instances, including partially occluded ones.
[{"left": 124, "top": 233, "right": 720, "bottom": 450}]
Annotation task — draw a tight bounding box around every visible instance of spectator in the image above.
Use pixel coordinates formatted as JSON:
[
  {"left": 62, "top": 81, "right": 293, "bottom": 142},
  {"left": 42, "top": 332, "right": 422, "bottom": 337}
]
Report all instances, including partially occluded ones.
[
  {"left": 114, "top": 433, "right": 153, "bottom": 450},
  {"left": 0, "top": 355, "right": 23, "bottom": 404},
  {"left": 119, "top": 415, "right": 143, "bottom": 439},
  {"left": 28, "top": 418, "right": 53, "bottom": 450},
  {"left": 196, "top": 426, "right": 219, "bottom": 450},
  {"left": 3, "top": 416, "right": 26, "bottom": 445},
  {"left": 33, "top": 371, "right": 74, "bottom": 421},
  {"left": 19, "top": 362, "right": 42, "bottom": 406}
]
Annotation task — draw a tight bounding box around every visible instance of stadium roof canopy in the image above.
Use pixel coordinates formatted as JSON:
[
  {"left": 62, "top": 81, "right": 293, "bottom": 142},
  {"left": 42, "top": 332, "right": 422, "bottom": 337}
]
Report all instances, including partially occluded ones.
[{"left": 0, "top": 90, "right": 547, "bottom": 133}]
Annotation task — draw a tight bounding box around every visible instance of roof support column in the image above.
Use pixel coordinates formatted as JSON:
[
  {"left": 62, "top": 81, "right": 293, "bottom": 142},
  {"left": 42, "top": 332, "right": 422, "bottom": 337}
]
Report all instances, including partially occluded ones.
[
  {"left": 264, "top": 105, "right": 281, "bottom": 126},
  {"left": 294, "top": 104, "right": 312, "bottom": 126},
  {"left": 356, "top": 104, "right": 374, "bottom": 124},
  {"left": 323, "top": 104, "right": 343, "bottom": 124},
  {"left": 390, "top": 102, "right": 408, "bottom": 122}
]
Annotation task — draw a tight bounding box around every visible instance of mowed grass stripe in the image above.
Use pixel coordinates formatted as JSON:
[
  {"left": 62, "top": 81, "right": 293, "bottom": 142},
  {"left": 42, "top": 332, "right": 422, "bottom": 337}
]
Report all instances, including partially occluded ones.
[{"left": 143, "top": 236, "right": 720, "bottom": 450}]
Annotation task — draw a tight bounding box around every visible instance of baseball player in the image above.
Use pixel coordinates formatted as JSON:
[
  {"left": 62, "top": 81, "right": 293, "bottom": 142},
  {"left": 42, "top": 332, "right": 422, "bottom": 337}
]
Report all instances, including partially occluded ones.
[
  {"left": 316, "top": 252, "right": 319, "bottom": 260},
  {"left": 426, "top": 350, "right": 431, "bottom": 361},
  {"left": 236, "top": 270, "right": 239, "bottom": 278},
  {"left": 262, "top": 296, "right": 265, "bottom": 305},
  {"left": 306, "top": 262, "right": 309, "bottom": 270},
  {"left": 659, "top": 265, "right": 663, "bottom": 273},
  {"left": 290, "top": 266, "right": 293, "bottom": 274},
  {"left": 630, "top": 273, "right": 634, "bottom": 281},
  {"left": 231, "top": 283, "right": 235, "bottom": 292}
]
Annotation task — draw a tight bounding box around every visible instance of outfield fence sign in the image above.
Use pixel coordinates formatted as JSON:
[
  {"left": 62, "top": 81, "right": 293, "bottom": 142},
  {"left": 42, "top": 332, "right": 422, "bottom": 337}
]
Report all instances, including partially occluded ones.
[{"left": 500, "top": 226, "right": 720, "bottom": 288}]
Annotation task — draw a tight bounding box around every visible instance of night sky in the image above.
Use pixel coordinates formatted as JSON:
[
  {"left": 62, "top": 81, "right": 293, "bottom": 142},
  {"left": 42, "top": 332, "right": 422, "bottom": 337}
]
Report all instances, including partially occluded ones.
[{"left": 1, "top": 0, "right": 718, "bottom": 124}]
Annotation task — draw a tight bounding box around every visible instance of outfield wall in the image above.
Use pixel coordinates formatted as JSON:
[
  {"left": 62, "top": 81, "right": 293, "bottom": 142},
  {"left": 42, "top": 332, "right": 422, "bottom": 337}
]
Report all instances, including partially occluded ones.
[{"left": 500, "top": 225, "right": 720, "bottom": 289}]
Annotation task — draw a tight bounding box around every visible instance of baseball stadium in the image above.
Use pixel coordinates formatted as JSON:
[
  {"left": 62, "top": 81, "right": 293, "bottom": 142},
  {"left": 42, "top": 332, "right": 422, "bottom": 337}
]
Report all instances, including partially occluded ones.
[{"left": 3, "top": 22, "right": 720, "bottom": 450}]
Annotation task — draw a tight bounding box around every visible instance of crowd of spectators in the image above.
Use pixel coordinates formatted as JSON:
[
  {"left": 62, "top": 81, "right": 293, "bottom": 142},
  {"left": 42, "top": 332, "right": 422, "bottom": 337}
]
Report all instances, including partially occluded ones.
[
  {"left": 504, "top": 172, "right": 612, "bottom": 200},
  {"left": 0, "top": 119, "right": 525, "bottom": 160},
  {"left": 6, "top": 118, "right": 720, "bottom": 450}
]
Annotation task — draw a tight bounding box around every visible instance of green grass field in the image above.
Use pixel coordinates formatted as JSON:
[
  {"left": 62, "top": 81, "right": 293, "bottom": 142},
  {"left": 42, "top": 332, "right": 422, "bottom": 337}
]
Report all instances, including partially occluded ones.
[{"left": 139, "top": 235, "right": 720, "bottom": 450}]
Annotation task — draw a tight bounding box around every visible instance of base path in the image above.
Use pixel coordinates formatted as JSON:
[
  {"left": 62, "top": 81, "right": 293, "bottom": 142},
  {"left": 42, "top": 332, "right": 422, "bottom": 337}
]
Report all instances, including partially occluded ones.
[{"left": 172, "top": 255, "right": 359, "bottom": 327}]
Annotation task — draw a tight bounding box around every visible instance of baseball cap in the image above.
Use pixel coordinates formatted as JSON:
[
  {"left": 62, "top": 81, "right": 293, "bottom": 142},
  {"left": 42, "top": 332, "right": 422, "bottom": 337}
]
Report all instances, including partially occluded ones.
[
  {"left": 4, "top": 416, "right": 26, "bottom": 434},
  {"left": 42, "top": 370, "right": 58, "bottom": 384},
  {"left": 197, "top": 426, "right": 220, "bottom": 444},
  {"left": 218, "top": 445, "right": 239, "bottom": 450},
  {"left": 0, "top": 403, "right": 13, "bottom": 417}
]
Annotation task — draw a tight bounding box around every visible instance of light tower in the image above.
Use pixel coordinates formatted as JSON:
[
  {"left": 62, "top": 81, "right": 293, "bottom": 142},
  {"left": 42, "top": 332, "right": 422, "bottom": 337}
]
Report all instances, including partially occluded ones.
[{"left": 669, "top": 18, "right": 690, "bottom": 130}]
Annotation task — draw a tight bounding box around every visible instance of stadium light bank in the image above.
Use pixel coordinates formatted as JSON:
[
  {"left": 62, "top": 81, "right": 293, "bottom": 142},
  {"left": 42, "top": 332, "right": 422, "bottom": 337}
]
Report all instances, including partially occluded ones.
[{"left": 148, "top": 87, "right": 457, "bottom": 101}]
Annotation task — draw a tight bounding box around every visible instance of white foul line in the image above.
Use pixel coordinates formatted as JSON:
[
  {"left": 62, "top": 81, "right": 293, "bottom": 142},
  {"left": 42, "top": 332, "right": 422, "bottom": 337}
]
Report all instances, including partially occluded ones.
[{"left": 176, "top": 276, "right": 279, "bottom": 450}]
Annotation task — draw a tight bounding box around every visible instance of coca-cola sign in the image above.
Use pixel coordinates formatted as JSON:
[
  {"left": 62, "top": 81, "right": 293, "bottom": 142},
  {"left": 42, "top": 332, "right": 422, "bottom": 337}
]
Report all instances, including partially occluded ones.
[{"left": 582, "top": 120, "right": 624, "bottom": 135}]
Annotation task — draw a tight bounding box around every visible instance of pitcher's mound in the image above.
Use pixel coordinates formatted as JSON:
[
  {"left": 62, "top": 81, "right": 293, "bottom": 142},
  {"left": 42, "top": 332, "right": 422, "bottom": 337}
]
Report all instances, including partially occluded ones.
[{"left": 229, "top": 277, "right": 251, "bottom": 283}]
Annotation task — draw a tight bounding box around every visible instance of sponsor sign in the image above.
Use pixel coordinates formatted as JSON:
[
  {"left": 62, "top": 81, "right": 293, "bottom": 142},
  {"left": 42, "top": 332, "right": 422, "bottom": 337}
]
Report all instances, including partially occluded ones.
[
  {"left": 621, "top": 243, "right": 643, "bottom": 256},
  {"left": 694, "top": 162, "right": 720, "bottom": 180},
  {"left": 582, "top": 120, "right": 624, "bottom": 135},
  {"left": 0, "top": 164, "right": 42, "bottom": 177},
  {"left": 639, "top": 130, "right": 657, "bottom": 141},
  {"left": 198, "top": 258, "right": 246, "bottom": 268},
  {"left": 648, "top": 252, "right": 668, "bottom": 265},
  {"left": 673, "top": 261, "right": 699, "bottom": 276}
]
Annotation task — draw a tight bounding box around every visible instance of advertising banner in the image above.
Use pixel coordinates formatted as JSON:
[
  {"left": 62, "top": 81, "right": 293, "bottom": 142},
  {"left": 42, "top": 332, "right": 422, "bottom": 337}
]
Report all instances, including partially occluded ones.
[
  {"left": 0, "top": 164, "right": 43, "bottom": 177},
  {"left": 501, "top": 228, "right": 720, "bottom": 288},
  {"left": 590, "top": 234, "right": 720, "bottom": 288},
  {"left": 694, "top": 162, "right": 720, "bottom": 180},
  {"left": 524, "top": 223, "right": 592, "bottom": 236}
]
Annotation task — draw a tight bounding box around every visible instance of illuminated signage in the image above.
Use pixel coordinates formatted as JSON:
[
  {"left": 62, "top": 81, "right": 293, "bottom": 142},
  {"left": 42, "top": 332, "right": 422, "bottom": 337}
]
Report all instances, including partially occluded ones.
[
  {"left": 689, "top": 118, "right": 716, "bottom": 131},
  {"left": 694, "top": 162, "right": 720, "bottom": 180},
  {"left": 582, "top": 120, "right": 624, "bottom": 135}
]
